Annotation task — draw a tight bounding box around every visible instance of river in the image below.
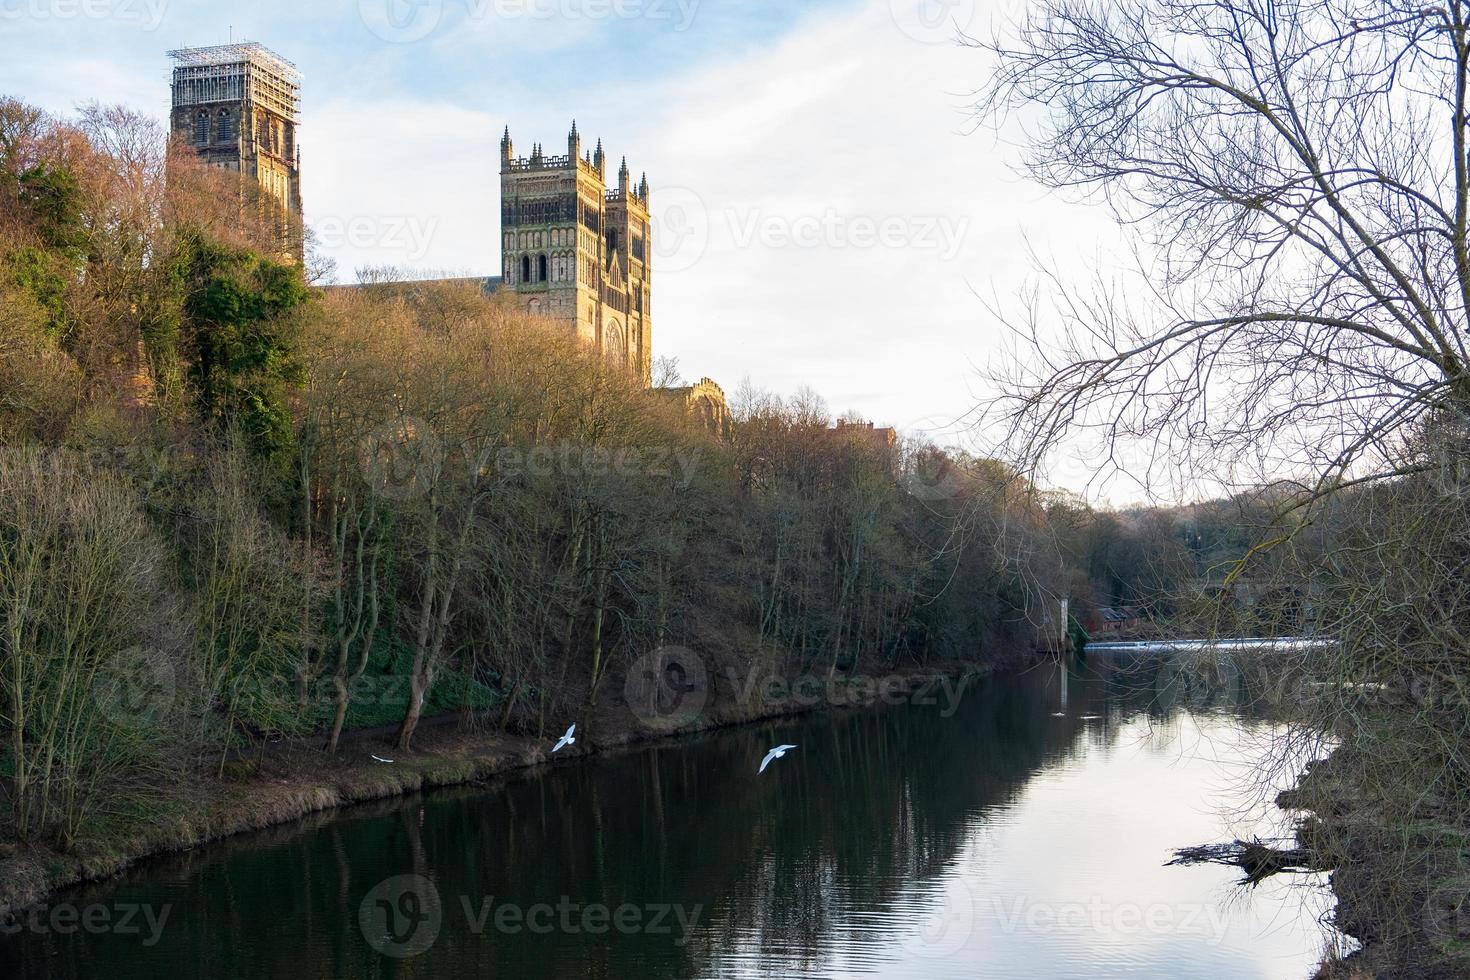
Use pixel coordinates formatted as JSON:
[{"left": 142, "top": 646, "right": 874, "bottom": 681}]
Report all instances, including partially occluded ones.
[{"left": 0, "top": 654, "right": 1346, "bottom": 979}]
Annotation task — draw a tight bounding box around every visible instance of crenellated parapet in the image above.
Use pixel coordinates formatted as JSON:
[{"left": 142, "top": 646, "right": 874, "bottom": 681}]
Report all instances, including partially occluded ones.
[{"left": 499, "top": 120, "right": 654, "bottom": 385}]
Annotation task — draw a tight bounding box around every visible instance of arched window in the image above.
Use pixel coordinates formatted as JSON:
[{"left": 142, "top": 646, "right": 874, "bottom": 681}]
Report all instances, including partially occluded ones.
[
  {"left": 538, "top": 254, "right": 548, "bottom": 282},
  {"left": 194, "top": 111, "right": 209, "bottom": 146},
  {"left": 218, "top": 109, "right": 235, "bottom": 144},
  {"left": 604, "top": 320, "right": 626, "bottom": 368},
  {"left": 521, "top": 255, "right": 531, "bottom": 283}
]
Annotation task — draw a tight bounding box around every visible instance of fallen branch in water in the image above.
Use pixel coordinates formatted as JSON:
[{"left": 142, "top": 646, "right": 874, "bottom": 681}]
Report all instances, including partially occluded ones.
[{"left": 1167, "top": 837, "right": 1328, "bottom": 885}]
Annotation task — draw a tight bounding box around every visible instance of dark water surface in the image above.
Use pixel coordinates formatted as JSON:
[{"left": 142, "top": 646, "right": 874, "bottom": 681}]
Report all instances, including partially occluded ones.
[{"left": 0, "top": 656, "right": 1343, "bottom": 979}]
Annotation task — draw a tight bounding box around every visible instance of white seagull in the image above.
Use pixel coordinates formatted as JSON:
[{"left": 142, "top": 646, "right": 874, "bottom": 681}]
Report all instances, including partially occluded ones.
[
  {"left": 371, "top": 755, "right": 395, "bottom": 764},
  {"left": 759, "top": 744, "right": 798, "bottom": 774},
  {"left": 553, "top": 724, "right": 577, "bottom": 753}
]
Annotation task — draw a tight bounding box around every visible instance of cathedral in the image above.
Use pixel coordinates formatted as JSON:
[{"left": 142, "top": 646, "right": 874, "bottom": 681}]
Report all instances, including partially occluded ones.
[
  {"left": 498, "top": 124, "right": 653, "bottom": 385},
  {"left": 169, "top": 45, "right": 707, "bottom": 406},
  {"left": 168, "top": 43, "right": 304, "bottom": 261}
]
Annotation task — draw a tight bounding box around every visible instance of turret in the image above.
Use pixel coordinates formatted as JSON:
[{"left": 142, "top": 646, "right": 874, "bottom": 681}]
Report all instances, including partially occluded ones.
[
  {"left": 500, "top": 125, "right": 513, "bottom": 167},
  {"left": 568, "top": 119, "right": 580, "bottom": 161},
  {"left": 593, "top": 138, "right": 605, "bottom": 179},
  {"left": 639, "top": 172, "right": 649, "bottom": 203},
  {"left": 619, "top": 156, "right": 631, "bottom": 194}
]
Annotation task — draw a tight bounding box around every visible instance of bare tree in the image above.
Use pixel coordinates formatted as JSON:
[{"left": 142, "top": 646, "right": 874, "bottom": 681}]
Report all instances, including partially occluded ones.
[
  {"left": 978, "top": 0, "right": 1470, "bottom": 497},
  {"left": 977, "top": 2, "right": 1470, "bottom": 973}
]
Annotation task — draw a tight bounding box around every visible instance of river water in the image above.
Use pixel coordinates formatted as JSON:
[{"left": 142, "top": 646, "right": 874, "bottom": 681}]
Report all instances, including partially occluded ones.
[{"left": 0, "top": 654, "right": 1345, "bottom": 979}]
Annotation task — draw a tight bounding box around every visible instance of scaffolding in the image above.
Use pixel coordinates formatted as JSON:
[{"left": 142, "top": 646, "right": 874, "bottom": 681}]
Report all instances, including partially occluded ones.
[{"left": 168, "top": 43, "right": 300, "bottom": 120}]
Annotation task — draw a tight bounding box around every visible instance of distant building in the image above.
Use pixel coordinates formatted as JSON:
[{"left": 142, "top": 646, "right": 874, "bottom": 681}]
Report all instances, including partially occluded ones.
[
  {"left": 1096, "top": 606, "right": 1142, "bottom": 635},
  {"left": 828, "top": 421, "right": 900, "bottom": 476},
  {"left": 831, "top": 420, "right": 898, "bottom": 450},
  {"left": 168, "top": 42, "right": 303, "bottom": 260},
  {"left": 660, "top": 378, "right": 732, "bottom": 440},
  {"left": 499, "top": 123, "right": 652, "bottom": 385},
  {"left": 1188, "top": 578, "right": 1321, "bottom": 632}
]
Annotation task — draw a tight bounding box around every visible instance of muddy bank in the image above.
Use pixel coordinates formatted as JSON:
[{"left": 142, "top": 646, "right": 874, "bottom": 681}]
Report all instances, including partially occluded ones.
[{"left": 1284, "top": 749, "right": 1470, "bottom": 980}]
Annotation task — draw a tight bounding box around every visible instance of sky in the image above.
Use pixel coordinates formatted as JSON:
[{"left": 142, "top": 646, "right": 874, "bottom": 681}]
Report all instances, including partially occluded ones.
[{"left": 0, "top": 0, "right": 1134, "bottom": 497}]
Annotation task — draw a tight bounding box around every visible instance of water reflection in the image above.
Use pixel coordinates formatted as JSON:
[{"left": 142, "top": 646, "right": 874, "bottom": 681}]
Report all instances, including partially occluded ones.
[{"left": 0, "top": 655, "right": 1342, "bottom": 979}]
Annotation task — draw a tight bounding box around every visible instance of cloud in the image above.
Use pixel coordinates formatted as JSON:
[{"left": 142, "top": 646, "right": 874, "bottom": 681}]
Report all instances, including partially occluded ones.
[
  {"left": 307, "top": 98, "right": 502, "bottom": 275},
  {"left": 621, "top": 0, "right": 1117, "bottom": 434}
]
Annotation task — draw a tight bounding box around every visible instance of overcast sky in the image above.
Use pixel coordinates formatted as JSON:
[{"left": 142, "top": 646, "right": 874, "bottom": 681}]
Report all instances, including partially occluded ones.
[{"left": 1, "top": 0, "right": 1144, "bottom": 498}]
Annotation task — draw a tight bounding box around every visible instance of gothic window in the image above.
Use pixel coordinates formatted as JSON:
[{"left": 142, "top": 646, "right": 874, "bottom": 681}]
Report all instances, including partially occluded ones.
[
  {"left": 605, "top": 320, "right": 626, "bottom": 368},
  {"left": 521, "top": 255, "right": 531, "bottom": 283},
  {"left": 218, "top": 109, "right": 235, "bottom": 144},
  {"left": 632, "top": 235, "right": 645, "bottom": 262},
  {"left": 580, "top": 201, "right": 601, "bottom": 233},
  {"left": 538, "top": 254, "right": 548, "bottom": 282},
  {"left": 194, "top": 111, "right": 209, "bottom": 146}
]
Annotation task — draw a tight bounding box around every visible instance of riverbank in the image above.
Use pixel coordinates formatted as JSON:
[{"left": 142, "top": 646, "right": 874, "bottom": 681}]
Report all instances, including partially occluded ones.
[
  {"left": 0, "top": 657, "right": 1000, "bottom": 920},
  {"left": 1286, "top": 746, "right": 1470, "bottom": 980}
]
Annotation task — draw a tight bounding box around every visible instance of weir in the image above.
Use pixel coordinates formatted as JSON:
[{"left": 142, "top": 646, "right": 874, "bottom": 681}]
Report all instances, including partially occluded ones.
[{"left": 1086, "top": 637, "right": 1338, "bottom": 654}]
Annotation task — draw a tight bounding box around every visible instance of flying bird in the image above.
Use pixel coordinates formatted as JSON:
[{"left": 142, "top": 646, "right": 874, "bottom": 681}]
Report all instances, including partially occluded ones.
[
  {"left": 553, "top": 724, "right": 577, "bottom": 753},
  {"left": 371, "top": 755, "right": 394, "bottom": 764},
  {"left": 759, "top": 744, "right": 797, "bottom": 774}
]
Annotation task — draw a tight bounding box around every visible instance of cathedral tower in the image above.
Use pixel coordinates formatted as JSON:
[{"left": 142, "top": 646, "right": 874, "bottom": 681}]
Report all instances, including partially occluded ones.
[
  {"left": 500, "top": 122, "right": 652, "bottom": 384},
  {"left": 169, "top": 43, "right": 303, "bottom": 261}
]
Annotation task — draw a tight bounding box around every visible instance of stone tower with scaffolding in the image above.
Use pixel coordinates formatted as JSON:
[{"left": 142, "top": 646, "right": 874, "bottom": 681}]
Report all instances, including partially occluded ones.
[
  {"left": 169, "top": 42, "right": 303, "bottom": 260},
  {"left": 500, "top": 123, "right": 652, "bottom": 384}
]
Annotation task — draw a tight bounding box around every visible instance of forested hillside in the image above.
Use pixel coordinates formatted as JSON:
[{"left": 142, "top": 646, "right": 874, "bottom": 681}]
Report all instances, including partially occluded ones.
[{"left": 0, "top": 96, "right": 1074, "bottom": 853}]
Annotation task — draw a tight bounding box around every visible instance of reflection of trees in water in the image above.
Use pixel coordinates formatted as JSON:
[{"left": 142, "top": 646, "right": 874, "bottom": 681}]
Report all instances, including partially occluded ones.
[
  {"left": 0, "top": 665, "right": 1261, "bottom": 979},
  {"left": 1084, "top": 649, "right": 1311, "bottom": 725}
]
